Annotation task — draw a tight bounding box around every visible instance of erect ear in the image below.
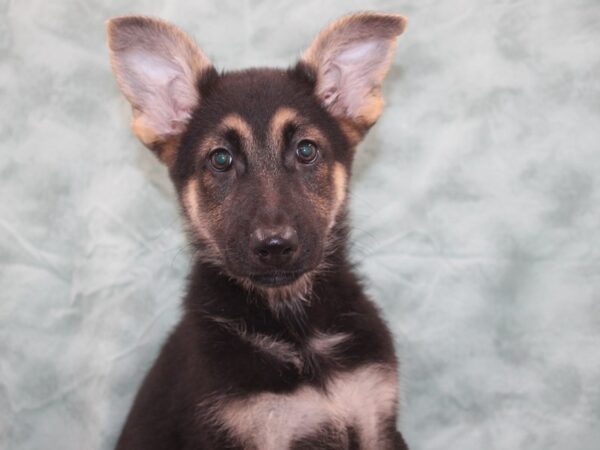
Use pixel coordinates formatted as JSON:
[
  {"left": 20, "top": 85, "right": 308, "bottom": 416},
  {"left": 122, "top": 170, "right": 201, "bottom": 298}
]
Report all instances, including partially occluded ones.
[
  {"left": 300, "top": 12, "right": 407, "bottom": 143},
  {"left": 106, "top": 16, "right": 213, "bottom": 165}
]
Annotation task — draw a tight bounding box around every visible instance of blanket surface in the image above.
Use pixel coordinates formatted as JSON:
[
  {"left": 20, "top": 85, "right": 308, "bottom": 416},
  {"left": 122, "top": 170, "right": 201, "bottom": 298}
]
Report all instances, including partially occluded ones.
[{"left": 1, "top": 1, "right": 599, "bottom": 449}]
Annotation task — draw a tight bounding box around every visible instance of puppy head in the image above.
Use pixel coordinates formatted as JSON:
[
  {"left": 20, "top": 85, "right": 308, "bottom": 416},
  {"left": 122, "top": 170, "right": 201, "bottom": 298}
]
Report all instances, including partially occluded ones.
[{"left": 107, "top": 13, "right": 406, "bottom": 299}]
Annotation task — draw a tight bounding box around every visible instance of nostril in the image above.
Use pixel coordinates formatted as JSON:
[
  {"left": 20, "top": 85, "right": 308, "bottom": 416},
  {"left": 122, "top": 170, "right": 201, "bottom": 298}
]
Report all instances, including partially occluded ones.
[{"left": 252, "top": 227, "right": 299, "bottom": 264}]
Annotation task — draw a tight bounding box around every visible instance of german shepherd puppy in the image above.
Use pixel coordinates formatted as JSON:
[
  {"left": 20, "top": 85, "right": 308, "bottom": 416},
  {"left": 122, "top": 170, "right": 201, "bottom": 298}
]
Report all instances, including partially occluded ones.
[{"left": 107, "top": 11, "right": 408, "bottom": 450}]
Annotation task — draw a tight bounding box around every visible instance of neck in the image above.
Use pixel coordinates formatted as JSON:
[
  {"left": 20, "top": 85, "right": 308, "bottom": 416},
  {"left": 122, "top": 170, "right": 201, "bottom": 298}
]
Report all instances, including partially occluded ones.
[{"left": 179, "top": 219, "right": 393, "bottom": 381}]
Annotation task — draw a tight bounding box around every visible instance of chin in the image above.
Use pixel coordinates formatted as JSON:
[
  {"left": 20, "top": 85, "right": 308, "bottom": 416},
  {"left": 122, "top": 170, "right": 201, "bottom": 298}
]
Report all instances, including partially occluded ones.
[
  {"left": 249, "top": 271, "right": 305, "bottom": 288},
  {"left": 236, "top": 270, "right": 315, "bottom": 311}
]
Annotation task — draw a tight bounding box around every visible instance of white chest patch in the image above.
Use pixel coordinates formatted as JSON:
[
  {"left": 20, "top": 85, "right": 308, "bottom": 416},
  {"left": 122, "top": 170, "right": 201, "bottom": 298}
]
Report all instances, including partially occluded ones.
[{"left": 203, "top": 364, "right": 398, "bottom": 450}]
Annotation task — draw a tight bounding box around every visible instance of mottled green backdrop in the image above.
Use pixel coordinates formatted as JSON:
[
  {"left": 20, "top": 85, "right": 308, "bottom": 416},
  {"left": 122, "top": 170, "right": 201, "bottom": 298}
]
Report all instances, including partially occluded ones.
[{"left": 1, "top": 0, "right": 599, "bottom": 449}]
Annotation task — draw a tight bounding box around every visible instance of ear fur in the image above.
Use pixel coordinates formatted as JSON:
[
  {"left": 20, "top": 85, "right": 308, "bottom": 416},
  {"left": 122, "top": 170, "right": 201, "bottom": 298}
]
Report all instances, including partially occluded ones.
[
  {"left": 301, "top": 12, "right": 407, "bottom": 140},
  {"left": 106, "top": 16, "right": 213, "bottom": 165}
]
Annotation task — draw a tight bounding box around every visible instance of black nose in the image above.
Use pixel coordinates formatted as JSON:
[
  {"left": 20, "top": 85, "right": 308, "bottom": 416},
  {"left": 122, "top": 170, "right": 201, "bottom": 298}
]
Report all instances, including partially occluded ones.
[{"left": 251, "top": 226, "right": 299, "bottom": 267}]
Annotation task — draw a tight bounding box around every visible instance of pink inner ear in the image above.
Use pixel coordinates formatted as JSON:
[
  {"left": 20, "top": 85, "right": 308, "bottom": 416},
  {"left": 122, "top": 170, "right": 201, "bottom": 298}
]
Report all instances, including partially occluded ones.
[
  {"left": 337, "top": 39, "right": 382, "bottom": 62},
  {"left": 316, "top": 38, "right": 394, "bottom": 119},
  {"left": 121, "top": 50, "right": 199, "bottom": 137},
  {"left": 124, "top": 51, "right": 181, "bottom": 86},
  {"left": 320, "top": 66, "right": 342, "bottom": 108}
]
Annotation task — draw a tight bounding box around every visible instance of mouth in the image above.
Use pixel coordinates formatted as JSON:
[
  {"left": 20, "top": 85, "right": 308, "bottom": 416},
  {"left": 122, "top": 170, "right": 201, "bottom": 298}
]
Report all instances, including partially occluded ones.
[{"left": 249, "top": 271, "right": 304, "bottom": 287}]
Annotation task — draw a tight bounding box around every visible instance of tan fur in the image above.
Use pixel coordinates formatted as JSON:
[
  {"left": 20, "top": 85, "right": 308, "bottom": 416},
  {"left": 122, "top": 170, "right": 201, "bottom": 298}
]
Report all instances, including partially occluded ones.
[
  {"left": 194, "top": 113, "right": 254, "bottom": 165},
  {"left": 130, "top": 110, "right": 159, "bottom": 145},
  {"left": 183, "top": 180, "right": 207, "bottom": 238},
  {"left": 338, "top": 118, "right": 365, "bottom": 147},
  {"left": 219, "top": 113, "right": 255, "bottom": 146},
  {"left": 357, "top": 91, "right": 385, "bottom": 127},
  {"left": 182, "top": 179, "right": 224, "bottom": 264},
  {"left": 308, "top": 331, "right": 350, "bottom": 358},
  {"left": 329, "top": 162, "right": 347, "bottom": 228},
  {"left": 201, "top": 364, "right": 398, "bottom": 449},
  {"left": 268, "top": 106, "right": 298, "bottom": 149},
  {"left": 269, "top": 107, "right": 297, "bottom": 133},
  {"left": 304, "top": 189, "right": 331, "bottom": 229},
  {"left": 151, "top": 137, "right": 180, "bottom": 166},
  {"left": 268, "top": 107, "right": 329, "bottom": 151}
]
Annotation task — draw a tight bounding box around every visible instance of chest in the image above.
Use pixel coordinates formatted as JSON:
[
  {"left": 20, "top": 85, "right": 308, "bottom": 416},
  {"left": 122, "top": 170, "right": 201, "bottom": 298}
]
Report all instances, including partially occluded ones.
[{"left": 208, "top": 364, "right": 398, "bottom": 450}]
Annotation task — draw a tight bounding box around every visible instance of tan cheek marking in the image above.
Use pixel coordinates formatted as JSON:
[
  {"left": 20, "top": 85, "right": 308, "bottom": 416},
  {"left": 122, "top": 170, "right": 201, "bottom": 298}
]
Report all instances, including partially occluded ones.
[
  {"left": 305, "top": 166, "right": 331, "bottom": 222},
  {"left": 329, "top": 162, "right": 347, "bottom": 227},
  {"left": 183, "top": 179, "right": 211, "bottom": 241}
]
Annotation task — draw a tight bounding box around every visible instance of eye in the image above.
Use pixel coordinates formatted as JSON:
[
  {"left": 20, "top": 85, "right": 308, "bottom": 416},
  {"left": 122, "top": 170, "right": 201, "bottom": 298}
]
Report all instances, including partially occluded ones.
[
  {"left": 209, "top": 148, "right": 233, "bottom": 171},
  {"left": 296, "top": 140, "right": 318, "bottom": 164}
]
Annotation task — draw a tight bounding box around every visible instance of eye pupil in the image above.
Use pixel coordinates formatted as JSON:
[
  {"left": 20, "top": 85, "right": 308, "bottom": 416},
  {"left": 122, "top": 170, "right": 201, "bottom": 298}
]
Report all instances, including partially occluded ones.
[
  {"left": 300, "top": 146, "right": 312, "bottom": 157},
  {"left": 296, "top": 141, "right": 317, "bottom": 163},
  {"left": 210, "top": 149, "right": 233, "bottom": 171},
  {"left": 215, "top": 152, "right": 227, "bottom": 165}
]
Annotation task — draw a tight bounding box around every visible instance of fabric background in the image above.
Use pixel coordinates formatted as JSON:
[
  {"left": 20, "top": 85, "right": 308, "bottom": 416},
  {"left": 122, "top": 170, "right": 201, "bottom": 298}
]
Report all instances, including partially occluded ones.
[{"left": 1, "top": 0, "right": 599, "bottom": 448}]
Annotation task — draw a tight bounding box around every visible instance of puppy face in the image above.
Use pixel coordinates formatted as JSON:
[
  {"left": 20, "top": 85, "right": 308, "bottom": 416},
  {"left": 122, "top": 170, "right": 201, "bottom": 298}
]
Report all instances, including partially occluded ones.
[
  {"left": 107, "top": 13, "right": 406, "bottom": 297},
  {"left": 173, "top": 68, "right": 351, "bottom": 286}
]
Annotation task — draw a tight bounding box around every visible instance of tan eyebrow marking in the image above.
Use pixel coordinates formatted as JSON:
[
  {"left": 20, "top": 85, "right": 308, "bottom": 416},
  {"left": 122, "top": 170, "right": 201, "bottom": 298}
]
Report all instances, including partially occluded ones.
[
  {"left": 196, "top": 113, "right": 255, "bottom": 162},
  {"left": 268, "top": 106, "right": 329, "bottom": 150},
  {"left": 268, "top": 107, "right": 299, "bottom": 149},
  {"left": 219, "top": 113, "right": 254, "bottom": 145}
]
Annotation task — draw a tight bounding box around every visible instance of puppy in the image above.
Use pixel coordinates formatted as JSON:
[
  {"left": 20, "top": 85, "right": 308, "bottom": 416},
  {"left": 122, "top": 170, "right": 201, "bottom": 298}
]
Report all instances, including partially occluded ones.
[{"left": 107, "top": 11, "right": 408, "bottom": 450}]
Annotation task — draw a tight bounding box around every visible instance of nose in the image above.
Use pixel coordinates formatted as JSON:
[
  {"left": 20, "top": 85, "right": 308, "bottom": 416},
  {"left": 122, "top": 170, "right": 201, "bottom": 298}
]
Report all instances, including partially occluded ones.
[{"left": 251, "top": 226, "right": 299, "bottom": 267}]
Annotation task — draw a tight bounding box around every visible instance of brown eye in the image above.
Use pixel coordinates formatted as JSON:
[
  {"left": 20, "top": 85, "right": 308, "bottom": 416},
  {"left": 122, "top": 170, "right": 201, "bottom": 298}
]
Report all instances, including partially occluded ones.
[
  {"left": 296, "top": 140, "right": 318, "bottom": 164},
  {"left": 209, "top": 148, "right": 233, "bottom": 171}
]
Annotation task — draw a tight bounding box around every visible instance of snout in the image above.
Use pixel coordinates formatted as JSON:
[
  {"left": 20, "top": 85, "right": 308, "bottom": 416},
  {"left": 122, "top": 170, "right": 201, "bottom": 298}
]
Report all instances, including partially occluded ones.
[
  {"left": 251, "top": 225, "right": 299, "bottom": 268},
  {"left": 222, "top": 209, "right": 324, "bottom": 288},
  {"left": 245, "top": 225, "right": 306, "bottom": 286}
]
